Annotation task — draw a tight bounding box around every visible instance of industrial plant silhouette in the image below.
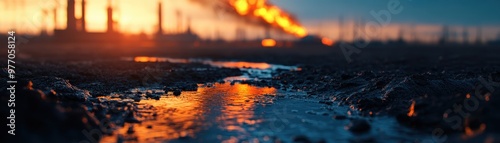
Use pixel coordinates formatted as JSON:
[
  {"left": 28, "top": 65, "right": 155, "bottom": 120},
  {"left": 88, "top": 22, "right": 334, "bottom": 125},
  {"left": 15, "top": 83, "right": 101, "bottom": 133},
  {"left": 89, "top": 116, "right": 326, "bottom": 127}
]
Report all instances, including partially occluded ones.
[{"left": 3, "top": 0, "right": 500, "bottom": 48}]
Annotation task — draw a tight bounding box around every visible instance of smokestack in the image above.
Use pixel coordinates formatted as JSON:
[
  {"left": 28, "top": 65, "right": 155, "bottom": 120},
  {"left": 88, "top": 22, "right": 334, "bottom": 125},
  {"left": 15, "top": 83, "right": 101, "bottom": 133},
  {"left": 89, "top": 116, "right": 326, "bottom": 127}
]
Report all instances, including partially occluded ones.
[
  {"left": 264, "top": 27, "right": 270, "bottom": 38},
  {"left": 66, "top": 0, "right": 76, "bottom": 31},
  {"left": 107, "top": 3, "right": 113, "bottom": 33},
  {"left": 157, "top": 1, "right": 163, "bottom": 35},
  {"left": 476, "top": 27, "right": 482, "bottom": 44},
  {"left": 176, "top": 10, "right": 182, "bottom": 33},
  {"left": 186, "top": 17, "right": 191, "bottom": 34},
  {"left": 81, "top": 0, "right": 86, "bottom": 32},
  {"left": 53, "top": 7, "right": 58, "bottom": 29}
]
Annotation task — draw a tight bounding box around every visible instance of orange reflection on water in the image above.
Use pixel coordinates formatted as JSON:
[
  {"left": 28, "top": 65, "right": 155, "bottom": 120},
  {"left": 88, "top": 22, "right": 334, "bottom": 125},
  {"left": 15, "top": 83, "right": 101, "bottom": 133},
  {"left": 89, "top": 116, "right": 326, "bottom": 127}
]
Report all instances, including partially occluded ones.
[
  {"left": 134, "top": 56, "right": 159, "bottom": 62},
  {"left": 209, "top": 61, "right": 272, "bottom": 69},
  {"left": 100, "top": 83, "right": 277, "bottom": 142},
  {"left": 216, "top": 83, "right": 276, "bottom": 135}
]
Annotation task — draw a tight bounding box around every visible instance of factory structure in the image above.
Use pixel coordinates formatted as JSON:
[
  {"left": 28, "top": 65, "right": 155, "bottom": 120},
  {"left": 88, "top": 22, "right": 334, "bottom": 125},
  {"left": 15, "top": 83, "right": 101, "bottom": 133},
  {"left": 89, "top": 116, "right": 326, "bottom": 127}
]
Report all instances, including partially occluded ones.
[
  {"left": 36, "top": 0, "right": 500, "bottom": 47},
  {"left": 52, "top": 0, "right": 200, "bottom": 44},
  {"left": 53, "top": 0, "right": 123, "bottom": 42}
]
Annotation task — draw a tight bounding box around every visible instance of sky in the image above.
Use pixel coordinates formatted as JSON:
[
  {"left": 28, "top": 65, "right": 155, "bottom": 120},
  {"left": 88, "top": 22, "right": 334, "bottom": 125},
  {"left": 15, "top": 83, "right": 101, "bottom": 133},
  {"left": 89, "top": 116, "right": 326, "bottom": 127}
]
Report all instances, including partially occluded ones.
[
  {"left": 1, "top": 0, "right": 500, "bottom": 42},
  {"left": 271, "top": 0, "right": 500, "bottom": 25}
]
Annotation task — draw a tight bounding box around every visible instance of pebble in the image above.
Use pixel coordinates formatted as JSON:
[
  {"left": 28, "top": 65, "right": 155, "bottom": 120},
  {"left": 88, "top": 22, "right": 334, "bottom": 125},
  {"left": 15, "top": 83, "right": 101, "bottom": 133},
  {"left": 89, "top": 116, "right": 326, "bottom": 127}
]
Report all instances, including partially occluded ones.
[
  {"left": 333, "top": 115, "right": 347, "bottom": 120},
  {"left": 133, "top": 97, "right": 141, "bottom": 102},
  {"left": 293, "top": 135, "right": 312, "bottom": 143},
  {"left": 346, "top": 119, "right": 371, "bottom": 133},
  {"left": 173, "top": 89, "right": 182, "bottom": 96},
  {"left": 127, "top": 125, "right": 135, "bottom": 134}
]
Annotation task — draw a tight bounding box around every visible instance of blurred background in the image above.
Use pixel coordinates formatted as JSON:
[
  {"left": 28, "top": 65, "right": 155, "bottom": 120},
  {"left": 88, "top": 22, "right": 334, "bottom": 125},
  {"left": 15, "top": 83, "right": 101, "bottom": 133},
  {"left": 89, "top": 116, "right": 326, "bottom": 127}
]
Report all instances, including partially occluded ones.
[{"left": 2, "top": 0, "right": 500, "bottom": 47}]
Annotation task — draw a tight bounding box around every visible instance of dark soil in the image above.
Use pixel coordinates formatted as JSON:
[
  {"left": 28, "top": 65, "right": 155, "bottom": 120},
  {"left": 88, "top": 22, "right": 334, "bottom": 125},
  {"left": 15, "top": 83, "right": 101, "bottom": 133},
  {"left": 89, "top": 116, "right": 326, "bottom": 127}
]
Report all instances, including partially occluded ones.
[{"left": 1, "top": 45, "right": 500, "bottom": 142}]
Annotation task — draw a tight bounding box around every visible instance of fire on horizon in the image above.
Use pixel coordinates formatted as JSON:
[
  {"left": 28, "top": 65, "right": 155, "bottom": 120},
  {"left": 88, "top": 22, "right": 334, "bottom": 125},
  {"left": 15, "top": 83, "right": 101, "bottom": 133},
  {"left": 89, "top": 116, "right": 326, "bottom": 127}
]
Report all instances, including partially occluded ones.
[{"left": 2, "top": 0, "right": 500, "bottom": 43}]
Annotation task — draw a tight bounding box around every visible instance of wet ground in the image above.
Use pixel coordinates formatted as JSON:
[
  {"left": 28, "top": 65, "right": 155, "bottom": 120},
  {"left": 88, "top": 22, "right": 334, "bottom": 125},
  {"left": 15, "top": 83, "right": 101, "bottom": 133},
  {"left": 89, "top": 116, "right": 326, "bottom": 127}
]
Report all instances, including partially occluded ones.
[
  {"left": 99, "top": 82, "right": 428, "bottom": 143},
  {"left": 2, "top": 46, "right": 500, "bottom": 143}
]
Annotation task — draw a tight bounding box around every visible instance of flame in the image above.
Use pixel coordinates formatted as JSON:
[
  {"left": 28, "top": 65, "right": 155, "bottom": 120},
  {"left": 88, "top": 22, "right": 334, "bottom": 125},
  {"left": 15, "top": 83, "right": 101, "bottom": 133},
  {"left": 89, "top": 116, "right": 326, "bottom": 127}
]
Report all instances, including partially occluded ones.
[
  {"left": 229, "top": 0, "right": 307, "bottom": 37},
  {"left": 261, "top": 38, "right": 276, "bottom": 47},
  {"left": 407, "top": 101, "right": 416, "bottom": 117},
  {"left": 321, "top": 37, "right": 334, "bottom": 46}
]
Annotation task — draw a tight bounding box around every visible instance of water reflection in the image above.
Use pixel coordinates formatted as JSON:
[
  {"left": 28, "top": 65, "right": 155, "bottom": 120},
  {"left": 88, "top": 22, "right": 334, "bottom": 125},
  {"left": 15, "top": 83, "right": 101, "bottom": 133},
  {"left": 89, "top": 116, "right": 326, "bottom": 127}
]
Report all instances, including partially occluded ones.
[
  {"left": 126, "top": 56, "right": 297, "bottom": 70},
  {"left": 100, "top": 83, "right": 276, "bottom": 142},
  {"left": 123, "top": 56, "right": 299, "bottom": 81}
]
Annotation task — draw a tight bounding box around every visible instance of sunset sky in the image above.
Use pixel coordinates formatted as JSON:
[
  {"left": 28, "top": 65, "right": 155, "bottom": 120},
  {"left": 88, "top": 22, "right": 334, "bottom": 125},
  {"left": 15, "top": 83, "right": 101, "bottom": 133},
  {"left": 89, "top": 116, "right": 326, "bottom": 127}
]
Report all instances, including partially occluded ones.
[{"left": 1, "top": 0, "right": 500, "bottom": 42}]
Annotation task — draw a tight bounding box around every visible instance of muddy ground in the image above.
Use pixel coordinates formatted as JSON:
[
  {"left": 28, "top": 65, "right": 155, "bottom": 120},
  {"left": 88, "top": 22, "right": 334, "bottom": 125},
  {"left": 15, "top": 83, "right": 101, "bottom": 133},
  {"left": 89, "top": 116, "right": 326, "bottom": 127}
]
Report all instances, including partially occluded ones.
[{"left": 1, "top": 45, "right": 500, "bottom": 143}]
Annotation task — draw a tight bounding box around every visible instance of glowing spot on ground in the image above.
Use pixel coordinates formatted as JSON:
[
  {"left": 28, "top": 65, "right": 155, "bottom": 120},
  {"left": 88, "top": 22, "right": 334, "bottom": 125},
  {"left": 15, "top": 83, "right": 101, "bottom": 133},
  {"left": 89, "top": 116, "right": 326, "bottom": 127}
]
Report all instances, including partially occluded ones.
[
  {"left": 321, "top": 37, "right": 334, "bottom": 46},
  {"left": 261, "top": 39, "right": 276, "bottom": 47},
  {"left": 407, "top": 101, "right": 416, "bottom": 117}
]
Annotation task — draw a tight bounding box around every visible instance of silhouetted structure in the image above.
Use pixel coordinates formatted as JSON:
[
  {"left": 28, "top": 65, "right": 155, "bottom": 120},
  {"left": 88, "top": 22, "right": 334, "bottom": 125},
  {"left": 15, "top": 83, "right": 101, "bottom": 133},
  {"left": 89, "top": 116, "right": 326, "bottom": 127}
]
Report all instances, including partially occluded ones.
[
  {"left": 81, "top": 0, "right": 86, "bottom": 32},
  {"left": 155, "top": 2, "right": 200, "bottom": 44},
  {"left": 462, "top": 27, "right": 469, "bottom": 44},
  {"left": 157, "top": 1, "right": 163, "bottom": 35},
  {"left": 438, "top": 25, "right": 450, "bottom": 45},
  {"left": 53, "top": 0, "right": 123, "bottom": 42},
  {"left": 476, "top": 26, "right": 482, "bottom": 45},
  {"left": 106, "top": 3, "right": 114, "bottom": 33},
  {"left": 235, "top": 27, "right": 247, "bottom": 41}
]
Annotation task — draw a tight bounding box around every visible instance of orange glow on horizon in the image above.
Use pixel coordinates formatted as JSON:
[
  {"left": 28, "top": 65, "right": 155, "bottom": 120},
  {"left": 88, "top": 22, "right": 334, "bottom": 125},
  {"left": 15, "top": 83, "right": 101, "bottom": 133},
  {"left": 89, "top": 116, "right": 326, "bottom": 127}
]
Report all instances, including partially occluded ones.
[
  {"left": 321, "top": 37, "right": 334, "bottom": 46},
  {"left": 134, "top": 56, "right": 158, "bottom": 62},
  {"left": 261, "top": 38, "right": 276, "bottom": 47}
]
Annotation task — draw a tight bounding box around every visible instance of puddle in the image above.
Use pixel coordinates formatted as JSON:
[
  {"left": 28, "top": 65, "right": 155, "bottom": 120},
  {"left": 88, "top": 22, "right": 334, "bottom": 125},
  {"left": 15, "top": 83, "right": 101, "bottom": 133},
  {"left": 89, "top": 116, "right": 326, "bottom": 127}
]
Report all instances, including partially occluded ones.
[
  {"left": 100, "top": 83, "right": 429, "bottom": 143},
  {"left": 121, "top": 56, "right": 300, "bottom": 81},
  {"left": 101, "top": 83, "right": 284, "bottom": 142}
]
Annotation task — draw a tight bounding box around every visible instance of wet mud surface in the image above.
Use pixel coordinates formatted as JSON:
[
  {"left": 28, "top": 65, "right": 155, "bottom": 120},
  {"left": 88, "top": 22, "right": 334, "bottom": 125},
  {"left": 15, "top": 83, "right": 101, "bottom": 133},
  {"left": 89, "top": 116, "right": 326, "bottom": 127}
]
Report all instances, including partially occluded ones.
[{"left": 1, "top": 47, "right": 500, "bottom": 143}]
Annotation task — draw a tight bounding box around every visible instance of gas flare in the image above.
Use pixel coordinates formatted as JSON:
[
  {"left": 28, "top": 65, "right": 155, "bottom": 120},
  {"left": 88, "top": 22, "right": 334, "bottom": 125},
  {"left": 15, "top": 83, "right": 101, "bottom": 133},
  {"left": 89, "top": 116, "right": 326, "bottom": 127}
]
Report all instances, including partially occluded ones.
[{"left": 229, "top": 0, "right": 307, "bottom": 37}]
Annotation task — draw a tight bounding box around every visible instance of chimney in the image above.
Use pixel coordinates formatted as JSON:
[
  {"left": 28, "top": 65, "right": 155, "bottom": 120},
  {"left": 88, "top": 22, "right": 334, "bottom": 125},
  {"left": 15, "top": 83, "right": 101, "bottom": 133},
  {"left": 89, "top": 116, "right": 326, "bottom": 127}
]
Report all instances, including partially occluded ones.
[
  {"left": 66, "top": 0, "right": 76, "bottom": 31},
  {"left": 157, "top": 1, "right": 163, "bottom": 35},
  {"left": 81, "top": 0, "right": 86, "bottom": 32},
  {"left": 476, "top": 27, "right": 482, "bottom": 44},
  {"left": 264, "top": 26, "right": 271, "bottom": 38},
  {"left": 186, "top": 17, "right": 191, "bottom": 34},
  {"left": 107, "top": 2, "right": 114, "bottom": 33}
]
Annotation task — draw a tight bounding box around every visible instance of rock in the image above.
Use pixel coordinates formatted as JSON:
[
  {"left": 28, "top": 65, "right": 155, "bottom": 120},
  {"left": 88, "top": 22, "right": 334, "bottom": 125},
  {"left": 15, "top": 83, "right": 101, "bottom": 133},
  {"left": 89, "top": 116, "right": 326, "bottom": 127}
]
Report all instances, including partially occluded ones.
[
  {"left": 163, "top": 87, "right": 169, "bottom": 94},
  {"left": 333, "top": 115, "right": 347, "bottom": 120},
  {"left": 124, "top": 111, "right": 141, "bottom": 123},
  {"left": 293, "top": 135, "right": 312, "bottom": 143},
  {"left": 346, "top": 119, "right": 371, "bottom": 133},
  {"left": 32, "top": 77, "right": 91, "bottom": 102},
  {"left": 173, "top": 89, "right": 182, "bottom": 96},
  {"left": 127, "top": 125, "right": 135, "bottom": 134},
  {"left": 117, "top": 135, "right": 124, "bottom": 143},
  {"left": 146, "top": 91, "right": 153, "bottom": 97},
  {"left": 151, "top": 95, "right": 161, "bottom": 100},
  {"left": 319, "top": 100, "right": 333, "bottom": 105},
  {"left": 133, "top": 97, "right": 141, "bottom": 102},
  {"left": 44, "top": 89, "right": 58, "bottom": 102}
]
